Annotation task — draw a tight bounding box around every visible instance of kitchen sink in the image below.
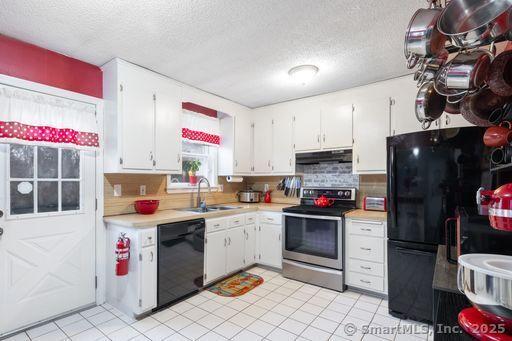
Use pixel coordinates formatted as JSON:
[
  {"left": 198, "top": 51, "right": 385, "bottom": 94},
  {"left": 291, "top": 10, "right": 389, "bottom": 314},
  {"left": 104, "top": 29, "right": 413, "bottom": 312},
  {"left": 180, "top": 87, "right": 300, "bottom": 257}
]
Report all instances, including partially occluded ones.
[{"left": 177, "top": 205, "right": 242, "bottom": 213}]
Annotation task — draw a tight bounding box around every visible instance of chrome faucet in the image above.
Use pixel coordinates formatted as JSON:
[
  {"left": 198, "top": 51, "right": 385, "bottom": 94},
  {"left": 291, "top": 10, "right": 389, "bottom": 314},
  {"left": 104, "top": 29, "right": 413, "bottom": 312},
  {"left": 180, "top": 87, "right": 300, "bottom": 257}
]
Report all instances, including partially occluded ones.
[{"left": 196, "top": 178, "right": 211, "bottom": 211}]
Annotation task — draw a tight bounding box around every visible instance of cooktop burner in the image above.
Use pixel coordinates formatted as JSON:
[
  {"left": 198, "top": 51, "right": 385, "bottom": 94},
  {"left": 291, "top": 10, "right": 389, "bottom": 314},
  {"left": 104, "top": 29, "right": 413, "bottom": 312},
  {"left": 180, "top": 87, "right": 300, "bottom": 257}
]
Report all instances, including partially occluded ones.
[{"left": 283, "top": 187, "right": 357, "bottom": 217}]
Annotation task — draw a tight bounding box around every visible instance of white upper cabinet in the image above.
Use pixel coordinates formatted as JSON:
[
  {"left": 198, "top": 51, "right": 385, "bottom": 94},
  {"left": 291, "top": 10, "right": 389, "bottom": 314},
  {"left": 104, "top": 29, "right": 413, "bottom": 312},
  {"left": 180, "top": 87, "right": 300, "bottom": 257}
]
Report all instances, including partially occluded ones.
[
  {"left": 272, "top": 111, "right": 294, "bottom": 174},
  {"left": 353, "top": 97, "right": 390, "bottom": 174},
  {"left": 320, "top": 101, "right": 353, "bottom": 150},
  {"left": 119, "top": 63, "right": 155, "bottom": 170},
  {"left": 154, "top": 78, "right": 182, "bottom": 172},
  {"left": 252, "top": 110, "right": 273, "bottom": 173},
  {"left": 390, "top": 78, "right": 423, "bottom": 136},
  {"left": 293, "top": 102, "right": 322, "bottom": 152},
  {"left": 219, "top": 113, "right": 253, "bottom": 176},
  {"left": 102, "top": 58, "right": 182, "bottom": 174}
]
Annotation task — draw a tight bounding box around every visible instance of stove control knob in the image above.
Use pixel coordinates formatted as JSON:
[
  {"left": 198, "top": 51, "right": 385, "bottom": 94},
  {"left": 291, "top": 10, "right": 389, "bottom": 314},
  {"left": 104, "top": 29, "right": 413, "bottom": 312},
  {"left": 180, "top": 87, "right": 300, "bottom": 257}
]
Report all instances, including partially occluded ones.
[
  {"left": 345, "top": 191, "right": 351, "bottom": 198},
  {"left": 338, "top": 191, "right": 344, "bottom": 197}
]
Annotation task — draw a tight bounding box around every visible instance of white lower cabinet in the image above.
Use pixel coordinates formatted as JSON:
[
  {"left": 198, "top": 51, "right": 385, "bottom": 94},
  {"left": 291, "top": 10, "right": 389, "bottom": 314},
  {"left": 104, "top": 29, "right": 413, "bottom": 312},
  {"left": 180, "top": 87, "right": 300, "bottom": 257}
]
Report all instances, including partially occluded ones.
[
  {"left": 226, "top": 226, "right": 246, "bottom": 273},
  {"left": 345, "top": 218, "right": 388, "bottom": 295},
  {"left": 257, "top": 212, "right": 283, "bottom": 269},
  {"left": 204, "top": 214, "right": 258, "bottom": 285},
  {"left": 105, "top": 224, "right": 157, "bottom": 317}
]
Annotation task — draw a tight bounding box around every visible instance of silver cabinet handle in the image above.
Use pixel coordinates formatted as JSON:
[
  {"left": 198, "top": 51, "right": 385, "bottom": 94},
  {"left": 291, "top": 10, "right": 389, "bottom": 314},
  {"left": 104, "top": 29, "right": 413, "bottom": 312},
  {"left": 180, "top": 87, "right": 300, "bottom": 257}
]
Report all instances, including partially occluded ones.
[
  {"left": 360, "top": 247, "right": 372, "bottom": 251},
  {"left": 245, "top": 231, "right": 249, "bottom": 240},
  {"left": 317, "top": 134, "right": 320, "bottom": 143},
  {"left": 445, "top": 115, "right": 450, "bottom": 126},
  {"left": 224, "top": 238, "right": 227, "bottom": 247},
  {"left": 149, "top": 151, "right": 153, "bottom": 160},
  {"left": 360, "top": 228, "right": 372, "bottom": 232},
  {"left": 278, "top": 234, "right": 281, "bottom": 241},
  {"left": 323, "top": 134, "right": 326, "bottom": 142},
  {"left": 360, "top": 279, "right": 371, "bottom": 284},
  {"left": 0, "top": 227, "right": 3, "bottom": 236},
  {"left": 267, "top": 160, "right": 271, "bottom": 167},
  {"left": 228, "top": 237, "right": 231, "bottom": 245},
  {"left": 150, "top": 251, "right": 154, "bottom": 262},
  {"left": 289, "top": 158, "right": 292, "bottom": 166},
  {"left": 357, "top": 155, "right": 360, "bottom": 164},
  {"left": 235, "top": 160, "right": 238, "bottom": 167},
  {"left": 214, "top": 223, "right": 221, "bottom": 228},
  {"left": 360, "top": 266, "right": 372, "bottom": 270},
  {"left": 177, "top": 154, "right": 181, "bottom": 163}
]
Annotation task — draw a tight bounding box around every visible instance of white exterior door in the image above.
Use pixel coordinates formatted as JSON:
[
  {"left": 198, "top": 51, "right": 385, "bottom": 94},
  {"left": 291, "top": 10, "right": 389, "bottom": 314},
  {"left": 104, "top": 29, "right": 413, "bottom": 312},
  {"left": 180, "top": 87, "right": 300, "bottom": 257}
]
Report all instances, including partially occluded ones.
[
  {"left": 154, "top": 79, "right": 182, "bottom": 172},
  {"left": 0, "top": 144, "right": 96, "bottom": 336}
]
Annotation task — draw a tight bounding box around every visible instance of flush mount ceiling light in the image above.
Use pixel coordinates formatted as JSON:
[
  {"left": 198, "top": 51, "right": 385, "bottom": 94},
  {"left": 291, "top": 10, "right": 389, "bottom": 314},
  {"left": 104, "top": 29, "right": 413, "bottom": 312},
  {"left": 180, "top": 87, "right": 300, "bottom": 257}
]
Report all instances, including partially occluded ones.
[{"left": 288, "top": 65, "right": 319, "bottom": 85}]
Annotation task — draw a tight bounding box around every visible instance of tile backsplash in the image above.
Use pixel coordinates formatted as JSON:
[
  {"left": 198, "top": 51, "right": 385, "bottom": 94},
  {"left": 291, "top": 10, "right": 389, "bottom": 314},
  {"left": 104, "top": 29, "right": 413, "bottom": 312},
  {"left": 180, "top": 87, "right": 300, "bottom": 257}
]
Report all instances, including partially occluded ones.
[{"left": 297, "top": 162, "right": 360, "bottom": 188}]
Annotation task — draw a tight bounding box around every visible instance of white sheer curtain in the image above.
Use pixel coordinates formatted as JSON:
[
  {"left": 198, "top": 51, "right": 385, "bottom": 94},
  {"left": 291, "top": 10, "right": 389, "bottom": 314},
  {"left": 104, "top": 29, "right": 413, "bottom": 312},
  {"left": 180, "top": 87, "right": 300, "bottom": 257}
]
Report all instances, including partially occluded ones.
[
  {"left": 0, "top": 85, "right": 99, "bottom": 150},
  {"left": 182, "top": 110, "right": 220, "bottom": 146}
]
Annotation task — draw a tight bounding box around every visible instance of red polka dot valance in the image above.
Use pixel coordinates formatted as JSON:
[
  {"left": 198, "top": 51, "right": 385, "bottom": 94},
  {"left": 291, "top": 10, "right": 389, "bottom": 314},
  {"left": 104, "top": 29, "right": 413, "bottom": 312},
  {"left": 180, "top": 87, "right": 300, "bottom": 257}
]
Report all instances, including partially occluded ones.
[
  {"left": 0, "top": 85, "right": 99, "bottom": 150},
  {"left": 182, "top": 109, "right": 220, "bottom": 146}
]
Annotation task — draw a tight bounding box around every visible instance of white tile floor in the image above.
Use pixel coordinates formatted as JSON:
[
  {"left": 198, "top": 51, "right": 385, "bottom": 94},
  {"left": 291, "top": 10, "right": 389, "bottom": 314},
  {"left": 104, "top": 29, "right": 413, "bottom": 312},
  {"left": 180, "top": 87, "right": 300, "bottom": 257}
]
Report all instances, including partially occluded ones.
[{"left": 5, "top": 267, "right": 433, "bottom": 341}]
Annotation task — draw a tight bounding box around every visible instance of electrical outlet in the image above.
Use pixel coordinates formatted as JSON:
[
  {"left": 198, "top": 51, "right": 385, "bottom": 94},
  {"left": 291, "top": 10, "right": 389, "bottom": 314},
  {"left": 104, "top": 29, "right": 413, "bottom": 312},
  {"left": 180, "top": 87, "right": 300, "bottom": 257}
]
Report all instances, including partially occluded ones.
[
  {"left": 140, "top": 185, "right": 146, "bottom": 196},
  {"left": 113, "top": 184, "right": 122, "bottom": 197}
]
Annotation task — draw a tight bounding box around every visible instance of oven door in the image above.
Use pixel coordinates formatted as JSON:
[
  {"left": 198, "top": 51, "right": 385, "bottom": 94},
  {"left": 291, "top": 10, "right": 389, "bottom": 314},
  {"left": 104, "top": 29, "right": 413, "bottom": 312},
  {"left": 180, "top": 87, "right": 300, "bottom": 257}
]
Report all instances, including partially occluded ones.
[{"left": 282, "top": 213, "right": 343, "bottom": 269}]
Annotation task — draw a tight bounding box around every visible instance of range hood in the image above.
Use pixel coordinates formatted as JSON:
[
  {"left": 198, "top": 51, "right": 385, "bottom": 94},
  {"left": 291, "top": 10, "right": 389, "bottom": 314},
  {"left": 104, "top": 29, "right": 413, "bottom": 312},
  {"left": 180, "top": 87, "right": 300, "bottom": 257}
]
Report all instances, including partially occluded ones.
[{"left": 295, "top": 150, "right": 352, "bottom": 164}]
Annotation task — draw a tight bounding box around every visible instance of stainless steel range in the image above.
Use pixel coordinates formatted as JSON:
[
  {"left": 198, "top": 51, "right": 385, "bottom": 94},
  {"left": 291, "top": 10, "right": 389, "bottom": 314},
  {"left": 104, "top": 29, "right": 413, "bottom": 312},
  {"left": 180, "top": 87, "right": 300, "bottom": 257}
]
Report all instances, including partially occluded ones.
[{"left": 282, "top": 187, "right": 356, "bottom": 292}]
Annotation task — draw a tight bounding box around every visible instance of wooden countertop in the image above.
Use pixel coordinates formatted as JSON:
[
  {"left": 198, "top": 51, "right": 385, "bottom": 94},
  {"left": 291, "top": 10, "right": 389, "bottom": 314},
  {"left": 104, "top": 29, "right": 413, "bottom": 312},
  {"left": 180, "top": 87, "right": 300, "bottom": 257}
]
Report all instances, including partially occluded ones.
[
  {"left": 103, "top": 203, "right": 293, "bottom": 228},
  {"left": 345, "top": 209, "right": 387, "bottom": 221}
]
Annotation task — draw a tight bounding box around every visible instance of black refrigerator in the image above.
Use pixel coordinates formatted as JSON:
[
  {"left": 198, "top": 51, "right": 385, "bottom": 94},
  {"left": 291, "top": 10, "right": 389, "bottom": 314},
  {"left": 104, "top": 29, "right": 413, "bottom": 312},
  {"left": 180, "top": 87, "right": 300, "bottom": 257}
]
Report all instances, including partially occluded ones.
[{"left": 386, "top": 127, "right": 491, "bottom": 323}]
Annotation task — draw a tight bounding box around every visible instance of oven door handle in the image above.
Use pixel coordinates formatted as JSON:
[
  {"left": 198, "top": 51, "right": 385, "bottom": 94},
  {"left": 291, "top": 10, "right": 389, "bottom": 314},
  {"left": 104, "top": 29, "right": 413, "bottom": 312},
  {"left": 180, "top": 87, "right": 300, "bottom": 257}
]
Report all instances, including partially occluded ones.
[{"left": 282, "top": 212, "right": 342, "bottom": 221}]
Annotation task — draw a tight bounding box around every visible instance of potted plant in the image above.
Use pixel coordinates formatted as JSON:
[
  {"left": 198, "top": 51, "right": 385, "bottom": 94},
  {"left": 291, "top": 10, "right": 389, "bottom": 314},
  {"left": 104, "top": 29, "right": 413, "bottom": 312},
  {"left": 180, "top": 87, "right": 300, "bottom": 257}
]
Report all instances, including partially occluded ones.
[{"left": 184, "top": 160, "right": 201, "bottom": 185}]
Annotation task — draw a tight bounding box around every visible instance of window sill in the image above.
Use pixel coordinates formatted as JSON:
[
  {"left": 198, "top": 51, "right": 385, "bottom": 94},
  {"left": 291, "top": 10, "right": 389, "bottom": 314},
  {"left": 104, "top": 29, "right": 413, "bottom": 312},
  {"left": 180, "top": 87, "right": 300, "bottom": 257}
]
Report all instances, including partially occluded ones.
[{"left": 166, "top": 184, "right": 223, "bottom": 194}]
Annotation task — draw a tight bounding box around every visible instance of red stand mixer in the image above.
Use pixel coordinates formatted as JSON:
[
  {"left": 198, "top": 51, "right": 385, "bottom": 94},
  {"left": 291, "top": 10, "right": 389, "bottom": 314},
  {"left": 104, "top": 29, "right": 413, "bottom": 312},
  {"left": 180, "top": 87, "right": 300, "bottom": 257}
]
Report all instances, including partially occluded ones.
[{"left": 458, "top": 184, "right": 512, "bottom": 340}]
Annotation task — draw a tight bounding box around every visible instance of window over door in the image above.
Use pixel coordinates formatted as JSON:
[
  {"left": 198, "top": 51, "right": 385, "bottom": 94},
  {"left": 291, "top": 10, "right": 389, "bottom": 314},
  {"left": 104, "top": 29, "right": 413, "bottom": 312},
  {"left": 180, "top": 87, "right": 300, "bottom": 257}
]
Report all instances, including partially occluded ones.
[{"left": 8, "top": 144, "right": 81, "bottom": 217}]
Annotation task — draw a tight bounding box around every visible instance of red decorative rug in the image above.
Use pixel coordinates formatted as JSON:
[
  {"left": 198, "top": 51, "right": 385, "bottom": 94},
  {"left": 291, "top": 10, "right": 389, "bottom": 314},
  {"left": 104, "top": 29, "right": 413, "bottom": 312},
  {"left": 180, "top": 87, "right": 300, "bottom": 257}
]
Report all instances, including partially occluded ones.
[{"left": 208, "top": 272, "right": 264, "bottom": 297}]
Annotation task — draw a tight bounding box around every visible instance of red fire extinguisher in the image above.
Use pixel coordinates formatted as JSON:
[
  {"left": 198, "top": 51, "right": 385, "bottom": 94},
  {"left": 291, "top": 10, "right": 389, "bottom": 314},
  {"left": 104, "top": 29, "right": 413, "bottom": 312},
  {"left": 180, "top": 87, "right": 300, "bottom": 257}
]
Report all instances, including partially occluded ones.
[{"left": 115, "top": 233, "right": 130, "bottom": 276}]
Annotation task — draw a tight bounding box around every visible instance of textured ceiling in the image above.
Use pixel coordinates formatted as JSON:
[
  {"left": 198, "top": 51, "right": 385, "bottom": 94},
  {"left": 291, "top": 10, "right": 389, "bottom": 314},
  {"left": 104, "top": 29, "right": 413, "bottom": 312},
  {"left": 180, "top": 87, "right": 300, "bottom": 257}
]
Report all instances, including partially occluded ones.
[{"left": 0, "top": 0, "right": 423, "bottom": 108}]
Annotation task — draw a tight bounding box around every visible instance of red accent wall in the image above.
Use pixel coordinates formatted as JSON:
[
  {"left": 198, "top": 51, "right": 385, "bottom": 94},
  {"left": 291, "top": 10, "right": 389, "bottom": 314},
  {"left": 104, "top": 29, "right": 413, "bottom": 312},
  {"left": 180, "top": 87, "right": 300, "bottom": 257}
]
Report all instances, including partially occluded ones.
[{"left": 0, "top": 35, "right": 102, "bottom": 98}]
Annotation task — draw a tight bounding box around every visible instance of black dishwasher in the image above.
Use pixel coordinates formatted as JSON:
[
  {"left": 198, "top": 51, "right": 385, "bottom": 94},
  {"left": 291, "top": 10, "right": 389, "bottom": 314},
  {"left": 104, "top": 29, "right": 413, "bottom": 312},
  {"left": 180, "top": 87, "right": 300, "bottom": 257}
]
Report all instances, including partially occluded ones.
[{"left": 157, "top": 219, "right": 205, "bottom": 308}]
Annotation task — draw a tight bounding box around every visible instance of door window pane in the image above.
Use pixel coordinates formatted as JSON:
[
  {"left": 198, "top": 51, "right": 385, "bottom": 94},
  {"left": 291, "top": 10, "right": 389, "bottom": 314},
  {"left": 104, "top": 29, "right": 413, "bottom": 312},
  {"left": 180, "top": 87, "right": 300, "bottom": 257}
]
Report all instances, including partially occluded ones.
[
  {"left": 62, "top": 181, "right": 80, "bottom": 211},
  {"left": 62, "top": 149, "right": 80, "bottom": 179},
  {"left": 38, "top": 181, "right": 58, "bottom": 213},
  {"left": 10, "top": 181, "right": 34, "bottom": 214},
  {"left": 37, "top": 147, "right": 58, "bottom": 178},
  {"left": 10, "top": 145, "right": 34, "bottom": 178}
]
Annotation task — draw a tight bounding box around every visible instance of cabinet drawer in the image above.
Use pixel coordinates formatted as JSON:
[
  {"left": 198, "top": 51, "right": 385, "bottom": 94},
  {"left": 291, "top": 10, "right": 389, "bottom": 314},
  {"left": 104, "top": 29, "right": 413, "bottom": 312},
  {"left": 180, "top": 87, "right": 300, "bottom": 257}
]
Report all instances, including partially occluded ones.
[
  {"left": 140, "top": 229, "right": 156, "bottom": 247},
  {"left": 259, "top": 212, "right": 281, "bottom": 225},
  {"left": 347, "top": 258, "right": 384, "bottom": 277},
  {"left": 348, "top": 272, "right": 384, "bottom": 292},
  {"left": 206, "top": 218, "right": 228, "bottom": 233},
  {"left": 245, "top": 214, "right": 257, "bottom": 225},
  {"left": 228, "top": 215, "right": 245, "bottom": 228},
  {"left": 347, "top": 235, "right": 384, "bottom": 263},
  {"left": 349, "top": 220, "right": 384, "bottom": 238}
]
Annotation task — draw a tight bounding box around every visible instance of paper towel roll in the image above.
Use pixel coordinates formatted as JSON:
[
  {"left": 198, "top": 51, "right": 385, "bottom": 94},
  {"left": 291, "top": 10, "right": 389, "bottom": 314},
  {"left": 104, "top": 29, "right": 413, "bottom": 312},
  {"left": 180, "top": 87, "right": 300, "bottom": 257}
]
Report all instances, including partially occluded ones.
[{"left": 226, "top": 176, "right": 243, "bottom": 183}]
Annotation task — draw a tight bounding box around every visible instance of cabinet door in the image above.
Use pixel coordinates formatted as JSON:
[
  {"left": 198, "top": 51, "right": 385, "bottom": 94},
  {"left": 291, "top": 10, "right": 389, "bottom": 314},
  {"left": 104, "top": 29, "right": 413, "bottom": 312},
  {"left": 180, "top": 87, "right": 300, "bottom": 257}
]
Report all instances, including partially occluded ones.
[
  {"left": 244, "top": 225, "right": 257, "bottom": 266},
  {"left": 390, "top": 85, "right": 424, "bottom": 136},
  {"left": 226, "top": 227, "right": 245, "bottom": 273},
  {"left": 234, "top": 114, "right": 253, "bottom": 174},
  {"left": 120, "top": 65, "right": 155, "bottom": 170},
  {"left": 154, "top": 80, "right": 182, "bottom": 172},
  {"left": 353, "top": 97, "right": 390, "bottom": 174},
  {"left": 441, "top": 113, "right": 474, "bottom": 129},
  {"left": 293, "top": 105, "right": 321, "bottom": 152},
  {"left": 272, "top": 112, "right": 294, "bottom": 174},
  {"left": 253, "top": 114, "right": 273, "bottom": 173},
  {"left": 205, "top": 231, "right": 226, "bottom": 283},
  {"left": 321, "top": 102, "right": 353, "bottom": 149},
  {"left": 139, "top": 246, "right": 157, "bottom": 313},
  {"left": 259, "top": 224, "right": 282, "bottom": 269}
]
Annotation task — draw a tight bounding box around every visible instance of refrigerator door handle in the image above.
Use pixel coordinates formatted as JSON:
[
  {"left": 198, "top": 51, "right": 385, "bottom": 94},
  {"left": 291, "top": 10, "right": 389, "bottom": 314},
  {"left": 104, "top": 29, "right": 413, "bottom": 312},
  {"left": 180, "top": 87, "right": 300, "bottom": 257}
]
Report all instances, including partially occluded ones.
[
  {"left": 388, "top": 145, "right": 397, "bottom": 227},
  {"left": 445, "top": 217, "right": 458, "bottom": 264},
  {"left": 395, "top": 247, "right": 434, "bottom": 257}
]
